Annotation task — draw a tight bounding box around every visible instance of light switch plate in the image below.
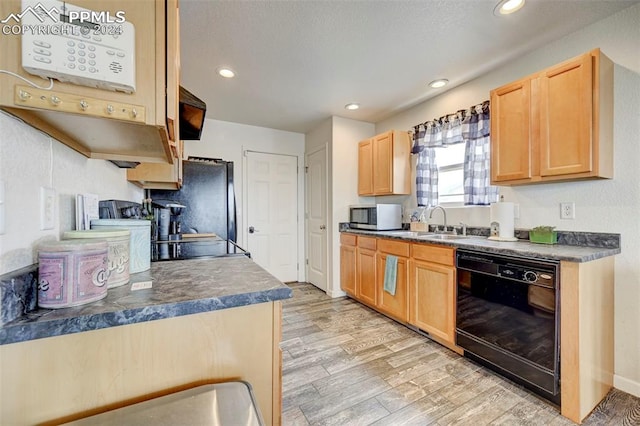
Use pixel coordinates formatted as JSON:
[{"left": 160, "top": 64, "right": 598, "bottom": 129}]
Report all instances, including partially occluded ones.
[{"left": 40, "top": 187, "right": 56, "bottom": 230}]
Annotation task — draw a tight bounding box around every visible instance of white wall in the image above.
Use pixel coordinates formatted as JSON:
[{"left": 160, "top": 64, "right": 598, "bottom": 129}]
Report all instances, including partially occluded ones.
[
  {"left": 304, "top": 118, "right": 332, "bottom": 290},
  {"left": 375, "top": 4, "right": 640, "bottom": 396},
  {"left": 305, "top": 118, "right": 332, "bottom": 154},
  {"left": 183, "top": 118, "right": 306, "bottom": 281},
  {"left": 329, "top": 117, "right": 375, "bottom": 296},
  {"left": 0, "top": 112, "right": 142, "bottom": 275},
  {"left": 304, "top": 116, "right": 375, "bottom": 296}
]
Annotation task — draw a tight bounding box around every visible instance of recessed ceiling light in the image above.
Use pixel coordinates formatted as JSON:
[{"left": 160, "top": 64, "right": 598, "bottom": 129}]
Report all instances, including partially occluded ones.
[
  {"left": 428, "top": 79, "right": 449, "bottom": 89},
  {"left": 345, "top": 103, "right": 360, "bottom": 110},
  {"left": 494, "top": 0, "right": 525, "bottom": 15},
  {"left": 217, "top": 67, "right": 235, "bottom": 78}
]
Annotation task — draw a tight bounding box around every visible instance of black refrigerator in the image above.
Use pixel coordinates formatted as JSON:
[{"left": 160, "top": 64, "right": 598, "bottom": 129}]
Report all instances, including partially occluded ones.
[{"left": 149, "top": 158, "right": 247, "bottom": 260}]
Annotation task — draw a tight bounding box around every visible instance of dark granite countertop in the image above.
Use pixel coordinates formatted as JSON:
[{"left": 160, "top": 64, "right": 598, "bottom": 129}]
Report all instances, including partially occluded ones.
[
  {"left": 0, "top": 257, "right": 292, "bottom": 346},
  {"left": 341, "top": 229, "right": 620, "bottom": 262}
]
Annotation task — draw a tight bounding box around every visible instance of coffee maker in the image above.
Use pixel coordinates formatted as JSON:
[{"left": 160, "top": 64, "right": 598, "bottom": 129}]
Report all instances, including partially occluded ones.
[{"left": 153, "top": 200, "right": 186, "bottom": 259}]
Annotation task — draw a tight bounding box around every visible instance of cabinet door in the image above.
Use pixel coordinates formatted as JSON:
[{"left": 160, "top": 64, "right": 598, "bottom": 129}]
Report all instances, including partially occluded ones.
[
  {"left": 376, "top": 253, "right": 408, "bottom": 322},
  {"left": 126, "top": 156, "right": 182, "bottom": 190},
  {"left": 340, "top": 244, "right": 357, "bottom": 296},
  {"left": 408, "top": 259, "right": 456, "bottom": 344},
  {"left": 166, "top": 0, "right": 181, "bottom": 153},
  {"left": 390, "top": 131, "right": 411, "bottom": 195},
  {"left": 539, "top": 53, "right": 593, "bottom": 177},
  {"left": 356, "top": 248, "right": 377, "bottom": 306},
  {"left": 358, "top": 139, "right": 374, "bottom": 195},
  {"left": 0, "top": 1, "right": 175, "bottom": 165},
  {"left": 490, "top": 79, "right": 534, "bottom": 183},
  {"left": 373, "top": 132, "right": 393, "bottom": 194}
]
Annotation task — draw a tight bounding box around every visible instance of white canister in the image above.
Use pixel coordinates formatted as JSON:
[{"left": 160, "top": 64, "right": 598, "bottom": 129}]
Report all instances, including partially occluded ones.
[
  {"left": 90, "top": 219, "right": 151, "bottom": 273},
  {"left": 37, "top": 240, "right": 109, "bottom": 309},
  {"left": 63, "top": 229, "right": 131, "bottom": 288}
]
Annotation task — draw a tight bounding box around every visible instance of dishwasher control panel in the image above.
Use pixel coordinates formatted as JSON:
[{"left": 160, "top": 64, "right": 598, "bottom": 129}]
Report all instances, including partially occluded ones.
[{"left": 458, "top": 250, "right": 557, "bottom": 288}]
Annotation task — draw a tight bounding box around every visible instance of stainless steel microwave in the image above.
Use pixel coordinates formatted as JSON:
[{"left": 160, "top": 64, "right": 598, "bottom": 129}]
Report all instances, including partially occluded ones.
[{"left": 349, "top": 204, "right": 402, "bottom": 230}]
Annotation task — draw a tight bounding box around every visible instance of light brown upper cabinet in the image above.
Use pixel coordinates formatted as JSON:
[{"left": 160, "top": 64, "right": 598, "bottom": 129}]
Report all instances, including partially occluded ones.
[
  {"left": 358, "top": 139, "right": 374, "bottom": 195},
  {"left": 126, "top": 142, "right": 183, "bottom": 190},
  {"left": 491, "top": 49, "right": 613, "bottom": 185},
  {"left": 127, "top": 0, "right": 183, "bottom": 189},
  {"left": 0, "top": 0, "right": 177, "bottom": 165},
  {"left": 358, "top": 130, "right": 411, "bottom": 195}
]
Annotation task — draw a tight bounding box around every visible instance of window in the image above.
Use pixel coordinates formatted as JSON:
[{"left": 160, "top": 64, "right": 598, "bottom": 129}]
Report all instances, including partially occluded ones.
[
  {"left": 434, "top": 143, "right": 465, "bottom": 204},
  {"left": 413, "top": 100, "right": 496, "bottom": 207}
]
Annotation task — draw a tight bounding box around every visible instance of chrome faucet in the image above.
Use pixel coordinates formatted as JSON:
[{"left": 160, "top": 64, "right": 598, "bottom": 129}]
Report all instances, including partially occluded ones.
[
  {"left": 429, "top": 205, "right": 450, "bottom": 234},
  {"left": 459, "top": 222, "right": 467, "bottom": 236}
]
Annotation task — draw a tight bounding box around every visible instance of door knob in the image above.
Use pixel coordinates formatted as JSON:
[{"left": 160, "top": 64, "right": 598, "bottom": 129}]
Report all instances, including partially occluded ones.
[
  {"left": 249, "top": 226, "right": 256, "bottom": 233},
  {"left": 320, "top": 225, "right": 326, "bottom": 230}
]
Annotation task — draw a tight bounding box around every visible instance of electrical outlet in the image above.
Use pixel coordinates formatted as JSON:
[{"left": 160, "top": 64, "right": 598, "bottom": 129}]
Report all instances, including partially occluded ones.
[
  {"left": 40, "top": 187, "right": 56, "bottom": 230},
  {"left": 560, "top": 202, "right": 575, "bottom": 219}
]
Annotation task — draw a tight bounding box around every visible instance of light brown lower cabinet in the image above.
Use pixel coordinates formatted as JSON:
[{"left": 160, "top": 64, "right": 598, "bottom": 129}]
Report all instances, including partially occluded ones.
[
  {"left": 0, "top": 301, "right": 283, "bottom": 426},
  {"left": 356, "top": 236, "right": 378, "bottom": 307},
  {"left": 339, "top": 234, "right": 357, "bottom": 296},
  {"left": 408, "top": 259, "right": 455, "bottom": 342},
  {"left": 339, "top": 233, "right": 617, "bottom": 425},
  {"left": 340, "top": 234, "right": 459, "bottom": 352},
  {"left": 560, "top": 257, "right": 615, "bottom": 424},
  {"left": 376, "top": 239, "right": 409, "bottom": 322},
  {"left": 408, "top": 244, "right": 460, "bottom": 353}
]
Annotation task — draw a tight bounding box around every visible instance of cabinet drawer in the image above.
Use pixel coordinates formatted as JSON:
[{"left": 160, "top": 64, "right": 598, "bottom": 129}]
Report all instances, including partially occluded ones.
[
  {"left": 340, "top": 233, "right": 357, "bottom": 246},
  {"left": 411, "top": 244, "right": 455, "bottom": 266},
  {"left": 358, "top": 236, "right": 377, "bottom": 250},
  {"left": 378, "top": 239, "right": 410, "bottom": 257}
]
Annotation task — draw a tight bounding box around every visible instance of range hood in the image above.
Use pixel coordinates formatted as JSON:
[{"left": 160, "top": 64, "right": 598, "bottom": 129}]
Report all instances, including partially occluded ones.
[{"left": 179, "top": 86, "right": 207, "bottom": 140}]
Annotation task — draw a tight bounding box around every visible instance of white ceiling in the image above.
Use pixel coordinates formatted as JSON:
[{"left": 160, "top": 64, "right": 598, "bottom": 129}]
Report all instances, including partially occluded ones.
[{"left": 180, "top": 0, "right": 638, "bottom": 134}]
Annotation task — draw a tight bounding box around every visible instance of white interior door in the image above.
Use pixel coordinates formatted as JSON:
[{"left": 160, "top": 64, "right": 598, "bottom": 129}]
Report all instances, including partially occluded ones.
[
  {"left": 246, "top": 151, "right": 298, "bottom": 282},
  {"left": 306, "top": 146, "right": 328, "bottom": 291}
]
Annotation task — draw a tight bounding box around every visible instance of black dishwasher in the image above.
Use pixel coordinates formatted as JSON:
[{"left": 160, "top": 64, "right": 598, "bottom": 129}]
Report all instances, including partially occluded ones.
[{"left": 456, "top": 249, "right": 560, "bottom": 404}]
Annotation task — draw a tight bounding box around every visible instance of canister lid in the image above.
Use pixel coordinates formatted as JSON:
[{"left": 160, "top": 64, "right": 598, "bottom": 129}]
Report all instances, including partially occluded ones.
[
  {"left": 90, "top": 219, "right": 151, "bottom": 227},
  {"left": 38, "top": 239, "right": 108, "bottom": 252},
  {"left": 63, "top": 229, "right": 130, "bottom": 239}
]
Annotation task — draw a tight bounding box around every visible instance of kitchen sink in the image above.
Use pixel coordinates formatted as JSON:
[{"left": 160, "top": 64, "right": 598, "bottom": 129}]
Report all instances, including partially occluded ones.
[
  {"left": 421, "top": 234, "right": 472, "bottom": 240},
  {"left": 378, "top": 231, "right": 486, "bottom": 241},
  {"left": 382, "top": 231, "right": 433, "bottom": 237}
]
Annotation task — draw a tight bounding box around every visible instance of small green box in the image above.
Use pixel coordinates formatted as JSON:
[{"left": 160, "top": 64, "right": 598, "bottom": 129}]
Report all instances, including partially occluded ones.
[{"left": 529, "top": 227, "right": 558, "bottom": 245}]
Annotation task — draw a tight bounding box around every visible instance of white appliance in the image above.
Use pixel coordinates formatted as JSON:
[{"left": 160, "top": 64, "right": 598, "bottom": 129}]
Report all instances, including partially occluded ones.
[
  {"left": 349, "top": 204, "right": 402, "bottom": 231},
  {"left": 20, "top": 0, "right": 136, "bottom": 93}
]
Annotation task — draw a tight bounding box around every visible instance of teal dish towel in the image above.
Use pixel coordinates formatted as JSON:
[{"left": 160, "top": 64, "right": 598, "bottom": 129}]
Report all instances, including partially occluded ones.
[{"left": 383, "top": 255, "right": 398, "bottom": 296}]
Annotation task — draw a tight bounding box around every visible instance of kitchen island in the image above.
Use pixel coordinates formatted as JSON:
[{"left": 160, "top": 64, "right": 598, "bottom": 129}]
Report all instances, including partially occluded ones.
[{"left": 0, "top": 257, "right": 292, "bottom": 425}]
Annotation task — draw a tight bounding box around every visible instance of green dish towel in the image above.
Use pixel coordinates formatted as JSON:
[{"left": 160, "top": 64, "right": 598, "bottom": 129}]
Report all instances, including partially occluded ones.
[{"left": 383, "top": 255, "right": 398, "bottom": 296}]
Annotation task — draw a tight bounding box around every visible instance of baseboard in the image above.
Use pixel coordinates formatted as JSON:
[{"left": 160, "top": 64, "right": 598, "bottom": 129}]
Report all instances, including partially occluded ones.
[
  {"left": 614, "top": 374, "right": 640, "bottom": 398},
  {"left": 326, "top": 288, "right": 347, "bottom": 298}
]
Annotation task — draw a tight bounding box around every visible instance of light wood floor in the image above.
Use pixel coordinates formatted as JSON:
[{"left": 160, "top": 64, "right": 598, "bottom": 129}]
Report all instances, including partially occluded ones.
[{"left": 281, "top": 282, "right": 640, "bottom": 426}]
